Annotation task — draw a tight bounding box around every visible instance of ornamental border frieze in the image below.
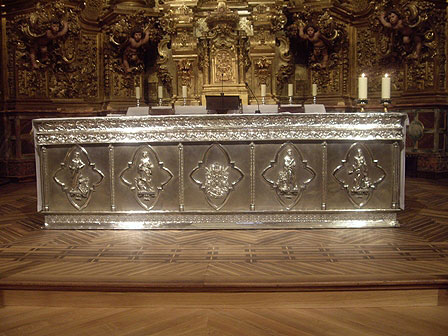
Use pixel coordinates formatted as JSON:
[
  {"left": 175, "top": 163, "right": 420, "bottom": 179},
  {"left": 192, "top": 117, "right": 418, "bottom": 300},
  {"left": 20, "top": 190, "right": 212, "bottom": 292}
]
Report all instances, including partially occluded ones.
[
  {"left": 45, "top": 211, "right": 398, "bottom": 228},
  {"left": 33, "top": 114, "right": 407, "bottom": 145},
  {"left": 35, "top": 129, "right": 404, "bottom": 145}
]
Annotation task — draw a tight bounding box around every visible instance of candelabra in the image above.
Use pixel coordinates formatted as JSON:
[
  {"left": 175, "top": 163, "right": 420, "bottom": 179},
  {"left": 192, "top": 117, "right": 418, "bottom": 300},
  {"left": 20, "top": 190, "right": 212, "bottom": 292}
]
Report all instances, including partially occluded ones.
[
  {"left": 288, "top": 95, "right": 293, "bottom": 105},
  {"left": 183, "top": 97, "right": 187, "bottom": 106},
  {"left": 381, "top": 99, "right": 391, "bottom": 113},
  {"left": 136, "top": 98, "right": 140, "bottom": 107},
  {"left": 261, "top": 96, "right": 266, "bottom": 105},
  {"left": 357, "top": 99, "right": 368, "bottom": 112},
  {"left": 158, "top": 98, "right": 163, "bottom": 106},
  {"left": 313, "top": 95, "right": 317, "bottom": 105}
]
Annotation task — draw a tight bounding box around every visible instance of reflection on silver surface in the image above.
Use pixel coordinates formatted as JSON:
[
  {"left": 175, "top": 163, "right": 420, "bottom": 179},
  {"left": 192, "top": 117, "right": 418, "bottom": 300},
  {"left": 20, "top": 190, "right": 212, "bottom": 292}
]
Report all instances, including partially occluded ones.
[{"left": 33, "top": 113, "right": 407, "bottom": 229}]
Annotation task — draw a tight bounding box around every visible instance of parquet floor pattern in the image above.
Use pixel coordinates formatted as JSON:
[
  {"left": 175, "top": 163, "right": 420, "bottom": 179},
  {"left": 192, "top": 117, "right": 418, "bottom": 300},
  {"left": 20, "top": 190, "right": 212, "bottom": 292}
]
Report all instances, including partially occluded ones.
[
  {"left": 0, "top": 178, "right": 448, "bottom": 288},
  {"left": 1, "top": 178, "right": 448, "bottom": 335},
  {"left": 2, "top": 306, "right": 448, "bottom": 336}
]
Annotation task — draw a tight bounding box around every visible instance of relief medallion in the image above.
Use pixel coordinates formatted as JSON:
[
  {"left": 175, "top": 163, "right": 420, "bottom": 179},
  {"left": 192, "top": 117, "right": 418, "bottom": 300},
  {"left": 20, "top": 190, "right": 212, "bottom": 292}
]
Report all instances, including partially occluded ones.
[
  {"left": 262, "top": 143, "right": 315, "bottom": 210},
  {"left": 53, "top": 145, "right": 104, "bottom": 210},
  {"left": 190, "top": 143, "right": 244, "bottom": 210},
  {"left": 120, "top": 145, "right": 173, "bottom": 210},
  {"left": 333, "top": 143, "right": 386, "bottom": 208}
]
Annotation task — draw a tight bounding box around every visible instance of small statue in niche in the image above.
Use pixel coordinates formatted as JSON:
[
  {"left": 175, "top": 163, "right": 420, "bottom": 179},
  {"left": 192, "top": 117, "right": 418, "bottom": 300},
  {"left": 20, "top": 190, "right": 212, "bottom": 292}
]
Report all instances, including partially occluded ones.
[
  {"left": 379, "top": 10, "right": 422, "bottom": 59},
  {"left": 298, "top": 24, "right": 329, "bottom": 68},
  {"left": 30, "top": 18, "right": 68, "bottom": 69},
  {"left": 122, "top": 27, "right": 151, "bottom": 73}
]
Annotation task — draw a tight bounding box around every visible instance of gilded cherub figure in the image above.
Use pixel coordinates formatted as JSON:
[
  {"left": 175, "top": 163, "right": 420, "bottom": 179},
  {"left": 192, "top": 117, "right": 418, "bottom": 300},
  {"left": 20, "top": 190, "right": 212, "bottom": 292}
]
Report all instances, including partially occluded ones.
[
  {"left": 286, "top": 10, "right": 344, "bottom": 71},
  {"left": 30, "top": 18, "right": 68, "bottom": 69},
  {"left": 379, "top": 10, "right": 422, "bottom": 59},
  {"left": 298, "top": 24, "right": 329, "bottom": 68},
  {"left": 107, "top": 12, "right": 161, "bottom": 76},
  {"left": 122, "top": 27, "right": 151, "bottom": 73}
]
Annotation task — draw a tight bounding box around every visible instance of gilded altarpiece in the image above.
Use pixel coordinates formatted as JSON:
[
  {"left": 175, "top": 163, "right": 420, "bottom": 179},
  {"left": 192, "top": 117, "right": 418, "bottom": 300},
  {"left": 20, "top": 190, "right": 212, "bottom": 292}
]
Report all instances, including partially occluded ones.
[
  {"left": 5, "top": 1, "right": 99, "bottom": 106},
  {"left": 1, "top": 0, "right": 448, "bottom": 180}
]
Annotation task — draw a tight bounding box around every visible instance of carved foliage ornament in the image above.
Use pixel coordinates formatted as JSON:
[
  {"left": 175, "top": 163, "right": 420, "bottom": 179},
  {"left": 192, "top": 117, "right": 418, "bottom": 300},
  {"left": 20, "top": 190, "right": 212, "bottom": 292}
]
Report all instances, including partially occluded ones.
[
  {"left": 262, "top": 143, "right": 315, "bottom": 210},
  {"left": 53, "top": 145, "right": 104, "bottom": 211},
  {"left": 120, "top": 145, "right": 173, "bottom": 211},
  {"left": 333, "top": 143, "right": 386, "bottom": 208},
  {"left": 190, "top": 143, "right": 244, "bottom": 211}
]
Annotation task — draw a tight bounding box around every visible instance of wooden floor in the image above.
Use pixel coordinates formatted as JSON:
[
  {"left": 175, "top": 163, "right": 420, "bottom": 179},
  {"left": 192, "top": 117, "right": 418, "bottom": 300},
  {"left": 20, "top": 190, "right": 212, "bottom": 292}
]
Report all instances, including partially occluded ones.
[{"left": 1, "top": 178, "right": 448, "bottom": 335}]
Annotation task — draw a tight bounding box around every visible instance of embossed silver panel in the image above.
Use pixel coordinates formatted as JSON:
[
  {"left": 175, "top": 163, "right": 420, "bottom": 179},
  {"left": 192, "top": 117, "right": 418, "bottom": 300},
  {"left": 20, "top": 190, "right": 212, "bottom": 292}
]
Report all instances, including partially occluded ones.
[{"left": 33, "top": 113, "right": 407, "bottom": 229}]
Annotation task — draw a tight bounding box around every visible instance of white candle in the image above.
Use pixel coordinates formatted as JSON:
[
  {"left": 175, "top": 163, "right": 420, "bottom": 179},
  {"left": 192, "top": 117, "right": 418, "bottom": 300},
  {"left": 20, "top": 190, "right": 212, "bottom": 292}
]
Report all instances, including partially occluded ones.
[
  {"left": 312, "top": 84, "right": 317, "bottom": 97},
  {"left": 158, "top": 85, "right": 163, "bottom": 99},
  {"left": 288, "top": 84, "right": 293, "bottom": 97},
  {"left": 182, "top": 85, "right": 187, "bottom": 98},
  {"left": 358, "top": 73, "right": 368, "bottom": 100},
  {"left": 381, "top": 74, "right": 391, "bottom": 100},
  {"left": 261, "top": 84, "right": 266, "bottom": 97},
  {"left": 135, "top": 86, "right": 141, "bottom": 100}
]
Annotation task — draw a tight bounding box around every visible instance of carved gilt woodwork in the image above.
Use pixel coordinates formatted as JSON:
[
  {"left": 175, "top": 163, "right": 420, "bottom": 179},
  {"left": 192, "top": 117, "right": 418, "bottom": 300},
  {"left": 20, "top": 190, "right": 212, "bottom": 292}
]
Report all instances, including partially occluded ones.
[{"left": 1, "top": 0, "right": 446, "bottom": 109}]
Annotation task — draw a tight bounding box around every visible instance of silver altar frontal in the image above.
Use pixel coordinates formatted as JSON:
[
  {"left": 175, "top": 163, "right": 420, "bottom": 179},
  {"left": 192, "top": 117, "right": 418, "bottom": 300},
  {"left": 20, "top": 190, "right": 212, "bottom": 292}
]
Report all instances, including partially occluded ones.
[{"left": 33, "top": 113, "right": 407, "bottom": 229}]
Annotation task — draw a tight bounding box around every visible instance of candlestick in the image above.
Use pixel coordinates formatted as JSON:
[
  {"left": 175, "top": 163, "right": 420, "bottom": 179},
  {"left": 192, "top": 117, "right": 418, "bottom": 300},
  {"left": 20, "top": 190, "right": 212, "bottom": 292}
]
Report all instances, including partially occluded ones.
[
  {"left": 358, "top": 73, "right": 368, "bottom": 100},
  {"left": 381, "top": 74, "right": 391, "bottom": 100},
  {"left": 381, "top": 99, "right": 391, "bottom": 112}
]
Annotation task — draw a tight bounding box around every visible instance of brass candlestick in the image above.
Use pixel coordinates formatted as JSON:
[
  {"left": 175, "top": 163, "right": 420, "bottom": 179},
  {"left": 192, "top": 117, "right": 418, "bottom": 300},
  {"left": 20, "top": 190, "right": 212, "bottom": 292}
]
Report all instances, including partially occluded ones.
[
  {"left": 357, "top": 99, "right": 368, "bottom": 112},
  {"left": 381, "top": 99, "right": 391, "bottom": 113}
]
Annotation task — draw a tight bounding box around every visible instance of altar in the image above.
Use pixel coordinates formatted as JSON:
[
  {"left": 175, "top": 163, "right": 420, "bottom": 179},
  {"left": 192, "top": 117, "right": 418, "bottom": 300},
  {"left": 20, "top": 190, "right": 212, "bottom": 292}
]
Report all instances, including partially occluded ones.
[{"left": 32, "top": 112, "right": 407, "bottom": 229}]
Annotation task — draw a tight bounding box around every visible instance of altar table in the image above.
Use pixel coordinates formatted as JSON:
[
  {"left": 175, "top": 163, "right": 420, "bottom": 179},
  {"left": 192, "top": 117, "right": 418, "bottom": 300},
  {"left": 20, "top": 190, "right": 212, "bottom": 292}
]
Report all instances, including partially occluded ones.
[{"left": 32, "top": 113, "right": 407, "bottom": 229}]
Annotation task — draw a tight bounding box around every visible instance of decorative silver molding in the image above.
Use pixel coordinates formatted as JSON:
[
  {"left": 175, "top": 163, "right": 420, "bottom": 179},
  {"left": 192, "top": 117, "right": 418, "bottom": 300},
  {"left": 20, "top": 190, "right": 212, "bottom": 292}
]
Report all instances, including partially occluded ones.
[
  {"left": 333, "top": 143, "right": 386, "bottom": 208},
  {"left": 262, "top": 142, "right": 316, "bottom": 210},
  {"left": 321, "top": 141, "right": 327, "bottom": 210},
  {"left": 53, "top": 145, "right": 104, "bottom": 211},
  {"left": 42, "top": 146, "right": 49, "bottom": 211},
  {"left": 190, "top": 143, "right": 244, "bottom": 211},
  {"left": 44, "top": 211, "right": 399, "bottom": 229},
  {"left": 178, "top": 143, "right": 184, "bottom": 212},
  {"left": 120, "top": 145, "right": 173, "bottom": 211},
  {"left": 392, "top": 142, "right": 400, "bottom": 209},
  {"left": 33, "top": 113, "right": 408, "bottom": 146},
  {"left": 109, "top": 144, "right": 115, "bottom": 211},
  {"left": 250, "top": 142, "right": 255, "bottom": 211}
]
